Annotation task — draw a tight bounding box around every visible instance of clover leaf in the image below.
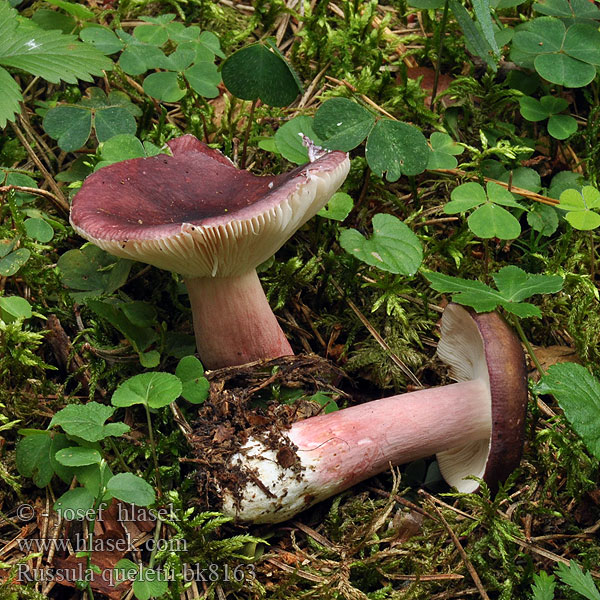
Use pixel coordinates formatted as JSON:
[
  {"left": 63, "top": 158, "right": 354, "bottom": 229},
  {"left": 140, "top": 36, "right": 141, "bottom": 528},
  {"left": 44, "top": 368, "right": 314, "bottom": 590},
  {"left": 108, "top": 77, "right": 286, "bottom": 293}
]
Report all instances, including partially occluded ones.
[
  {"left": 43, "top": 87, "right": 141, "bottom": 151},
  {"left": 340, "top": 213, "right": 423, "bottom": 275},
  {"left": 444, "top": 181, "right": 525, "bottom": 239},
  {"left": 427, "top": 132, "right": 464, "bottom": 170},
  {"left": 511, "top": 17, "right": 600, "bottom": 87},
  {"left": 313, "top": 98, "right": 376, "bottom": 152},
  {"left": 558, "top": 186, "right": 600, "bottom": 230},
  {"left": 424, "top": 265, "right": 564, "bottom": 318},
  {"left": 519, "top": 95, "right": 577, "bottom": 140},
  {"left": 221, "top": 39, "right": 302, "bottom": 107}
]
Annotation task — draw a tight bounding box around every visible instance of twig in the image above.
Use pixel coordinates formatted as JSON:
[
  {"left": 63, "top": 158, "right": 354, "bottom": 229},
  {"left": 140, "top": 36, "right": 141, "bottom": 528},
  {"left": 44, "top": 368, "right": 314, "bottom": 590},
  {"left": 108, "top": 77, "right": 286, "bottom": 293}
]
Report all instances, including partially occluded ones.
[
  {"left": 436, "top": 169, "right": 560, "bottom": 207},
  {"left": 0, "top": 185, "right": 68, "bottom": 213},
  {"left": 9, "top": 122, "right": 69, "bottom": 213},
  {"left": 329, "top": 277, "right": 422, "bottom": 387},
  {"left": 423, "top": 493, "right": 492, "bottom": 600}
]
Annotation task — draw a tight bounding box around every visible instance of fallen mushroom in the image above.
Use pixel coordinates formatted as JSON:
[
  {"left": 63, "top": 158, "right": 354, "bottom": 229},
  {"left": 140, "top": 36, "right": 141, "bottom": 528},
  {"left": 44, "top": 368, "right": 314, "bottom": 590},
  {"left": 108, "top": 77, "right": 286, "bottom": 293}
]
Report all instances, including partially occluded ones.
[
  {"left": 218, "top": 304, "right": 528, "bottom": 523},
  {"left": 70, "top": 135, "right": 350, "bottom": 368}
]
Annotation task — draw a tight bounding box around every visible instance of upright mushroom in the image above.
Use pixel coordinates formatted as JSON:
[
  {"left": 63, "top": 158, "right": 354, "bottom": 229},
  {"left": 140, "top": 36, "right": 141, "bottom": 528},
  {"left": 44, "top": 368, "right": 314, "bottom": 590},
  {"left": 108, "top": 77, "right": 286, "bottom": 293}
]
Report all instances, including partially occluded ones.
[
  {"left": 218, "top": 304, "right": 528, "bottom": 523},
  {"left": 70, "top": 135, "right": 350, "bottom": 368}
]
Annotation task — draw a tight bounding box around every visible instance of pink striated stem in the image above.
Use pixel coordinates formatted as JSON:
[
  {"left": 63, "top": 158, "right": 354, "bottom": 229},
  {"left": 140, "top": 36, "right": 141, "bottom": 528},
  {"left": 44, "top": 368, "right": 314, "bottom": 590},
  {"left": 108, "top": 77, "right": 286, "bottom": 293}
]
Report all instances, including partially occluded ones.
[
  {"left": 184, "top": 270, "right": 293, "bottom": 369},
  {"left": 290, "top": 378, "right": 491, "bottom": 494},
  {"left": 223, "top": 378, "right": 491, "bottom": 522}
]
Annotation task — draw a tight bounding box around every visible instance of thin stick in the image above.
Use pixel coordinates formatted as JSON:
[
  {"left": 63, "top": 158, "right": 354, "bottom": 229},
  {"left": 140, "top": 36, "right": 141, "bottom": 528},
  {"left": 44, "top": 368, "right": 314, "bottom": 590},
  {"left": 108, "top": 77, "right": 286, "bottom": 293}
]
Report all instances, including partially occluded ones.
[
  {"left": 430, "top": 0, "right": 450, "bottom": 110},
  {"left": 423, "top": 494, "right": 492, "bottom": 600},
  {"left": 240, "top": 99, "right": 257, "bottom": 169},
  {"left": 8, "top": 124, "right": 69, "bottom": 213},
  {"left": 511, "top": 315, "right": 545, "bottom": 376}
]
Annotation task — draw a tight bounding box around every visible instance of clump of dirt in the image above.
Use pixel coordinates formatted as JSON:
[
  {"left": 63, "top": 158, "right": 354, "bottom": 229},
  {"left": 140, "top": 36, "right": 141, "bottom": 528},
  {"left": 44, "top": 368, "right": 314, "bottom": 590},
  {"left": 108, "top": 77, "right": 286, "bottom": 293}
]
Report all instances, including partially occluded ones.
[{"left": 183, "top": 355, "right": 348, "bottom": 511}]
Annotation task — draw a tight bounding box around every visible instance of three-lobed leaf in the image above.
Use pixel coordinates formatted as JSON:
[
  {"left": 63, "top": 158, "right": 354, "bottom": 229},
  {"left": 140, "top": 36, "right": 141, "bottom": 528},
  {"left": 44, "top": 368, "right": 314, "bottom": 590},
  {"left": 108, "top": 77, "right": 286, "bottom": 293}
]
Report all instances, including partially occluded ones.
[
  {"left": 365, "top": 120, "right": 429, "bottom": 180},
  {"left": 424, "top": 265, "right": 563, "bottom": 317},
  {"left": 558, "top": 186, "right": 600, "bottom": 230},
  {"left": 313, "top": 98, "right": 375, "bottom": 152},
  {"left": 49, "top": 402, "right": 130, "bottom": 442}
]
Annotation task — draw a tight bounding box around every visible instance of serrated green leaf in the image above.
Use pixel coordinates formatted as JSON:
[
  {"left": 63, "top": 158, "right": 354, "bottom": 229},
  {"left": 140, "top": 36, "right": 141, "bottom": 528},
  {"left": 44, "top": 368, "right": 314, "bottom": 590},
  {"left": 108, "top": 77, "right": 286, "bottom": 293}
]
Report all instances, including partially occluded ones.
[
  {"left": 45, "top": 0, "right": 95, "bottom": 21},
  {"left": 531, "top": 571, "right": 555, "bottom": 600},
  {"left": 106, "top": 472, "right": 155, "bottom": 506},
  {"left": 0, "top": 2, "right": 112, "bottom": 84},
  {"left": 541, "top": 364, "right": 600, "bottom": 461},
  {"left": 492, "top": 264, "right": 563, "bottom": 301},
  {"left": 313, "top": 98, "right": 375, "bottom": 152},
  {"left": 555, "top": 560, "right": 600, "bottom": 600},
  {"left": 0, "top": 66, "right": 22, "bottom": 127},
  {"left": 112, "top": 372, "right": 182, "bottom": 409},
  {"left": 424, "top": 266, "right": 562, "bottom": 316},
  {"left": 366, "top": 119, "right": 429, "bottom": 180},
  {"left": 49, "top": 402, "right": 125, "bottom": 442},
  {"left": 339, "top": 213, "right": 423, "bottom": 275}
]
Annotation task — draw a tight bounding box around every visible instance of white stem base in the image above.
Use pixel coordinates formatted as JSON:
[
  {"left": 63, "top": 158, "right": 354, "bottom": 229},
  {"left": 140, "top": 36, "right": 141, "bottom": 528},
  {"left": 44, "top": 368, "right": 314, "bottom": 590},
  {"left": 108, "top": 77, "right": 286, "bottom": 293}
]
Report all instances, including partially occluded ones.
[
  {"left": 185, "top": 270, "right": 293, "bottom": 369},
  {"left": 222, "top": 379, "right": 491, "bottom": 523}
]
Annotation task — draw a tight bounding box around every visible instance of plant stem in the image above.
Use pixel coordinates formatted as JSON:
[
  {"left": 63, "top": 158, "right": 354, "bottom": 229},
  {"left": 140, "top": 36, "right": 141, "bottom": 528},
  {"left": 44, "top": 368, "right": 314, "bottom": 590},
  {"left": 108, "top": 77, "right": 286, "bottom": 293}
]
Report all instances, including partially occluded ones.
[
  {"left": 240, "top": 98, "right": 257, "bottom": 169},
  {"left": 590, "top": 230, "right": 596, "bottom": 283},
  {"left": 107, "top": 438, "right": 130, "bottom": 473},
  {"left": 144, "top": 404, "right": 162, "bottom": 497},
  {"left": 511, "top": 315, "right": 544, "bottom": 375},
  {"left": 430, "top": 0, "right": 450, "bottom": 110}
]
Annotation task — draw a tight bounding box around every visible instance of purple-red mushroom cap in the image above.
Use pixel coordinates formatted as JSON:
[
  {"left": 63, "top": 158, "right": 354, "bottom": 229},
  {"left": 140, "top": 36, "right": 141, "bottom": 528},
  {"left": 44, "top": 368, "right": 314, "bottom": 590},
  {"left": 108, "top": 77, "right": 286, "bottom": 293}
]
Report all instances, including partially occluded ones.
[
  {"left": 436, "top": 303, "right": 528, "bottom": 493},
  {"left": 70, "top": 135, "right": 350, "bottom": 278}
]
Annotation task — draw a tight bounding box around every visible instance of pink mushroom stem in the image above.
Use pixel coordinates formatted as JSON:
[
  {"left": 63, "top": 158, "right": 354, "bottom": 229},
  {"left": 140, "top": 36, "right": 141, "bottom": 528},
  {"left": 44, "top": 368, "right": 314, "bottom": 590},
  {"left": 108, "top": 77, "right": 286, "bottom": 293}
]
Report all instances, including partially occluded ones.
[
  {"left": 185, "top": 270, "right": 293, "bottom": 369},
  {"left": 223, "top": 378, "right": 491, "bottom": 522},
  {"left": 290, "top": 378, "right": 490, "bottom": 491}
]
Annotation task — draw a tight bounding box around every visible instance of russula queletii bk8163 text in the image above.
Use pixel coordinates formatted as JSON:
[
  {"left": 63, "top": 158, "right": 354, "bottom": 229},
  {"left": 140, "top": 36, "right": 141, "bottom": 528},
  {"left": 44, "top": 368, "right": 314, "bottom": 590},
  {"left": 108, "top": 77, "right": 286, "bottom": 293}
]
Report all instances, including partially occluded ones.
[
  {"left": 218, "top": 303, "right": 528, "bottom": 524},
  {"left": 69, "top": 134, "right": 350, "bottom": 369}
]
